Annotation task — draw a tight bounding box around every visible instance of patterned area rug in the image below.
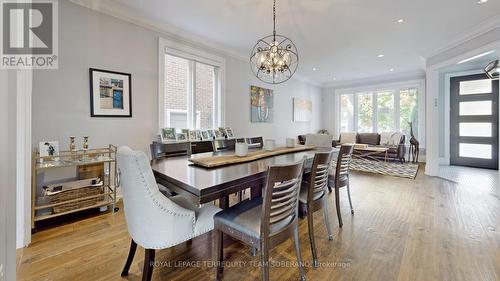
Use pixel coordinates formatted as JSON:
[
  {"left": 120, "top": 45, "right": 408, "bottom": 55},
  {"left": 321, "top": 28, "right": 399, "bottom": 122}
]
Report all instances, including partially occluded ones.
[{"left": 335, "top": 158, "right": 419, "bottom": 179}]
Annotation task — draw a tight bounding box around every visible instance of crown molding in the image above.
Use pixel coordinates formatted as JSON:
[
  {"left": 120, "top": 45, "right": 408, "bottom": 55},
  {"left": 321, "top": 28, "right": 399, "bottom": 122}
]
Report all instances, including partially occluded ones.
[
  {"left": 423, "top": 14, "right": 500, "bottom": 59},
  {"left": 69, "top": 0, "right": 249, "bottom": 61},
  {"left": 322, "top": 69, "right": 425, "bottom": 89},
  {"left": 69, "top": 0, "right": 325, "bottom": 87}
]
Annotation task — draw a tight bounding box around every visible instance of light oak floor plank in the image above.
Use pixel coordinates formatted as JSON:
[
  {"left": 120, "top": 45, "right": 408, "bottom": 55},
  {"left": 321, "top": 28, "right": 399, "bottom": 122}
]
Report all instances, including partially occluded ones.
[{"left": 17, "top": 165, "right": 500, "bottom": 281}]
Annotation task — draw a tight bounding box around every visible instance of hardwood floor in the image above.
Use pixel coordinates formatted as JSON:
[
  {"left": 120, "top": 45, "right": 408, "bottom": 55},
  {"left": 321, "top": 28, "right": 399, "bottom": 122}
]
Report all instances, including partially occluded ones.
[{"left": 17, "top": 166, "right": 500, "bottom": 281}]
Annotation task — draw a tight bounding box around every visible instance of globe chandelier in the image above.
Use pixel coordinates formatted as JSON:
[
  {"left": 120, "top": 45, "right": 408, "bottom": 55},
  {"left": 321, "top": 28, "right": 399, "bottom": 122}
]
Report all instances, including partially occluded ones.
[{"left": 250, "top": 0, "right": 299, "bottom": 84}]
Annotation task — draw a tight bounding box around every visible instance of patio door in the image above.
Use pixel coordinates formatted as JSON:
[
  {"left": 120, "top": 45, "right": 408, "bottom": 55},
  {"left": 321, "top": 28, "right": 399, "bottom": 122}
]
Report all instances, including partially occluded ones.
[{"left": 450, "top": 74, "right": 499, "bottom": 169}]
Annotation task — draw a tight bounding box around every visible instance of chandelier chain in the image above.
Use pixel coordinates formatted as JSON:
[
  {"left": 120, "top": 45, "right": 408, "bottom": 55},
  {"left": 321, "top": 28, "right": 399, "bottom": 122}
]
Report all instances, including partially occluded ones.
[{"left": 273, "top": 0, "right": 276, "bottom": 38}]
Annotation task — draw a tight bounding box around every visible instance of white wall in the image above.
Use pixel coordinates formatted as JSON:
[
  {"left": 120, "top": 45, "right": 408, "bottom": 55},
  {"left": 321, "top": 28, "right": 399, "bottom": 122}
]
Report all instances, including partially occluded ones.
[
  {"left": 32, "top": 1, "right": 322, "bottom": 156},
  {"left": 0, "top": 70, "right": 18, "bottom": 280}
]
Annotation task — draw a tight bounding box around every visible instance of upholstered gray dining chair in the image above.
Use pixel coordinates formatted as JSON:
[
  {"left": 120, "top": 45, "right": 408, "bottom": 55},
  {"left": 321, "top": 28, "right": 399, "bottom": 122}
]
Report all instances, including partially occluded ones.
[
  {"left": 327, "top": 145, "right": 354, "bottom": 227},
  {"left": 117, "top": 146, "right": 221, "bottom": 281},
  {"left": 298, "top": 149, "right": 335, "bottom": 267},
  {"left": 305, "top": 134, "right": 333, "bottom": 148},
  {"left": 213, "top": 158, "right": 307, "bottom": 281}
]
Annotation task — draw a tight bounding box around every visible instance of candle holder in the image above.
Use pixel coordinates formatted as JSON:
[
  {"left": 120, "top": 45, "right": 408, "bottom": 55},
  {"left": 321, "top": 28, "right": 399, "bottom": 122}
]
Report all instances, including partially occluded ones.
[{"left": 82, "top": 136, "right": 89, "bottom": 161}]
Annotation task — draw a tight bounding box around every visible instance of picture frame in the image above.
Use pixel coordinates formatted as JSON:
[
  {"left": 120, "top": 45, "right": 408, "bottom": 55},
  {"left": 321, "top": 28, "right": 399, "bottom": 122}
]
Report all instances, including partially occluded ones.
[
  {"left": 218, "top": 127, "right": 227, "bottom": 138},
  {"left": 214, "top": 129, "right": 223, "bottom": 139},
  {"left": 195, "top": 130, "right": 203, "bottom": 140},
  {"left": 201, "top": 130, "right": 209, "bottom": 140},
  {"left": 188, "top": 130, "right": 198, "bottom": 141},
  {"left": 39, "top": 141, "right": 60, "bottom": 157},
  {"left": 89, "top": 68, "right": 132, "bottom": 117},
  {"left": 206, "top": 129, "right": 215, "bottom": 140},
  {"left": 225, "top": 127, "right": 234, "bottom": 138},
  {"left": 176, "top": 133, "right": 188, "bottom": 142},
  {"left": 160, "top": 127, "right": 177, "bottom": 142}
]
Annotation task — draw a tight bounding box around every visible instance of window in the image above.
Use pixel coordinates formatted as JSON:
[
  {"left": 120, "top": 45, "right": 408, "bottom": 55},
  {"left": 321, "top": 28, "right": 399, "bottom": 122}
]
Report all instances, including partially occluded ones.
[
  {"left": 377, "top": 91, "right": 395, "bottom": 132},
  {"left": 340, "top": 94, "right": 354, "bottom": 132},
  {"left": 357, "top": 93, "right": 373, "bottom": 133},
  {"left": 399, "top": 88, "right": 418, "bottom": 139},
  {"left": 160, "top": 41, "right": 224, "bottom": 131},
  {"left": 338, "top": 82, "right": 421, "bottom": 142}
]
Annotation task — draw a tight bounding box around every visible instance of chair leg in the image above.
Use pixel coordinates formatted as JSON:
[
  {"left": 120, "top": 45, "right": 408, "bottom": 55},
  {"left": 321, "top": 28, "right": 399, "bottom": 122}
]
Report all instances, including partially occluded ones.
[
  {"left": 121, "top": 239, "right": 137, "bottom": 277},
  {"left": 142, "top": 249, "right": 155, "bottom": 281},
  {"left": 293, "top": 223, "right": 306, "bottom": 281},
  {"left": 335, "top": 187, "right": 343, "bottom": 228},
  {"left": 346, "top": 182, "right": 354, "bottom": 215},
  {"left": 306, "top": 205, "right": 318, "bottom": 267},
  {"left": 327, "top": 183, "right": 333, "bottom": 193},
  {"left": 215, "top": 230, "right": 224, "bottom": 280},
  {"left": 322, "top": 198, "right": 333, "bottom": 241},
  {"left": 261, "top": 240, "right": 270, "bottom": 281}
]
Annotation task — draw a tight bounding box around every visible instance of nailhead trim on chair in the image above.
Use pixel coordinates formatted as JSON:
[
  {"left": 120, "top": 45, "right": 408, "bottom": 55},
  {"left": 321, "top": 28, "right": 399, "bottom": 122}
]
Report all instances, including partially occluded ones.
[{"left": 120, "top": 152, "right": 214, "bottom": 249}]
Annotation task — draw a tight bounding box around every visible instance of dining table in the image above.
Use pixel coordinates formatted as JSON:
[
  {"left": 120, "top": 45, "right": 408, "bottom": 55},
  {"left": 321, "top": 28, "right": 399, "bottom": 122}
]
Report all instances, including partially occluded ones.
[{"left": 151, "top": 146, "right": 339, "bottom": 209}]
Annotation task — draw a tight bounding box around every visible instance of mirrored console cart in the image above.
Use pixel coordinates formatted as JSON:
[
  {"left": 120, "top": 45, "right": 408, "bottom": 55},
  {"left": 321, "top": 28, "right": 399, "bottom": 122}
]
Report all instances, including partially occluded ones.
[{"left": 31, "top": 144, "right": 118, "bottom": 233}]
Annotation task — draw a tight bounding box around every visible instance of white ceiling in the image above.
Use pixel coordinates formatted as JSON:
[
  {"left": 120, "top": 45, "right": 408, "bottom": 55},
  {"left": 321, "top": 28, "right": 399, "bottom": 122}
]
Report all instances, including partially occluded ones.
[{"left": 75, "top": 0, "right": 500, "bottom": 85}]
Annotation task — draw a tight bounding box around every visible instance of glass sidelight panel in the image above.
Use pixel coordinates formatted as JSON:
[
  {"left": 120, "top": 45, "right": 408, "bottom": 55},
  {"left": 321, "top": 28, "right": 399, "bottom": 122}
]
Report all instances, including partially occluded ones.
[
  {"left": 459, "top": 79, "right": 492, "bottom": 95},
  {"left": 459, "top": 101, "right": 492, "bottom": 116},
  {"left": 459, "top": 123, "right": 492, "bottom": 137},
  {"left": 459, "top": 143, "right": 492, "bottom": 159}
]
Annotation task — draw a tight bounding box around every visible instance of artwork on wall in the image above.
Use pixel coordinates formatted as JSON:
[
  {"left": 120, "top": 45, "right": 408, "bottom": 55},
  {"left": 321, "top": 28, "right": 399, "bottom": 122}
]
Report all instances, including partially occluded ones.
[
  {"left": 89, "top": 68, "right": 132, "bottom": 117},
  {"left": 250, "top": 85, "right": 273, "bottom": 123},
  {"left": 293, "top": 98, "right": 312, "bottom": 122}
]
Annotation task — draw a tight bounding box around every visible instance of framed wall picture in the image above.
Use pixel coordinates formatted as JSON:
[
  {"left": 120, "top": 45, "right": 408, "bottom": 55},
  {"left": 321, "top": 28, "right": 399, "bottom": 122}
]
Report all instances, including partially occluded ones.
[
  {"left": 293, "top": 98, "right": 312, "bottom": 122},
  {"left": 250, "top": 85, "right": 273, "bottom": 123},
  {"left": 89, "top": 68, "right": 132, "bottom": 117}
]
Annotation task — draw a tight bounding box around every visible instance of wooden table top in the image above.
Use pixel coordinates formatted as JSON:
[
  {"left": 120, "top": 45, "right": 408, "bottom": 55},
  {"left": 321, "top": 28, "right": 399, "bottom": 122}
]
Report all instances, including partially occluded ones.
[{"left": 151, "top": 147, "right": 338, "bottom": 203}]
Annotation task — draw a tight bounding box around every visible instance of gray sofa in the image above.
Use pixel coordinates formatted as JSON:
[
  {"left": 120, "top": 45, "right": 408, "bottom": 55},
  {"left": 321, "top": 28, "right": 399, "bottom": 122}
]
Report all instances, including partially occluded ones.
[{"left": 334, "top": 133, "right": 406, "bottom": 163}]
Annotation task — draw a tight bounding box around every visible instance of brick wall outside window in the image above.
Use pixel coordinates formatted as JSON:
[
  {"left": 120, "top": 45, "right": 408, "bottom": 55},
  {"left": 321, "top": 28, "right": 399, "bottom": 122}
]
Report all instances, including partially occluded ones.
[{"left": 164, "top": 54, "right": 215, "bottom": 129}]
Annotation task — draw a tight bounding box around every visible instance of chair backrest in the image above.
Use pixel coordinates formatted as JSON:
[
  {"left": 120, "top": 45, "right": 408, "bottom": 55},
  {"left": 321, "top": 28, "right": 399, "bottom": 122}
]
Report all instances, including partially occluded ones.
[
  {"left": 306, "top": 150, "right": 335, "bottom": 203},
  {"left": 213, "top": 139, "right": 236, "bottom": 151},
  {"left": 297, "top": 135, "right": 306, "bottom": 145},
  {"left": 261, "top": 157, "right": 306, "bottom": 238},
  {"left": 190, "top": 141, "right": 214, "bottom": 154},
  {"left": 305, "top": 134, "right": 333, "bottom": 148},
  {"left": 150, "top": 142, "right": 189, "bottom": 160},
  {"left": 117, "top": 146, "right": 195, "bottom": 248},
  {"left": 335, "top": 145, "right": 354, "bottom": 187},
  {"left": 246, "top": 136, "right": 264, "bottom": 148}
]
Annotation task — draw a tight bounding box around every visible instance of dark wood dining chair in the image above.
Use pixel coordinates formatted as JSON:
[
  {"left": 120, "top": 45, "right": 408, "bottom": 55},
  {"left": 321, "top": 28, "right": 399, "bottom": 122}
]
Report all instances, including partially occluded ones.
[
  {"left": 213, "top": 139, "right": 236, "bottom": 151},
  {"left": 214, "top": 158, "right": 307, "bottom": 281},
  {"left": 327, "top": 145, "right": 354, "bottom": 228},
  {"left": 190, "top": 141, "right": 214, "bottom": 154},
  {"left": 150, "top": 141, "right": 189, "bottom": 160},
  {"left": 298, "top": 149, "right": 335, "bottom": 267},
  {"left": 246, "top": 136, "right": 264, "bottom": 148}
]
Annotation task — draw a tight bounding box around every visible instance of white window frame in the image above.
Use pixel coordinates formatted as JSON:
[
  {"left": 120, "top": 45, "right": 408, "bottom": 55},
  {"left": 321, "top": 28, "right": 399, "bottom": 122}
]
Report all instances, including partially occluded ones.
[
  {"left": 158, "top": 37, "right": 226, "bottom": 131},
  {"left": 335, "top": 79, "right": 425, "bottom": 146}
]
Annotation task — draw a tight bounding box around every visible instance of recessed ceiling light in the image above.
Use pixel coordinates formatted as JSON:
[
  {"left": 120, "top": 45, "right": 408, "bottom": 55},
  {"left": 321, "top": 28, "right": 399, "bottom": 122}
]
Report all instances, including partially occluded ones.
[
  {"left": 397, "top": 19, "right": 404, "bottom": 23},
  {"left": 477, "top": 0, "right": 488, "bottom": 4},
  {"left": 312, "top": 67, "right": 317, "bottom": 71},
  {"left": 377, "top": 54, "right": 385, "bottom": 58},
  {"left": 333, "top": 77, "right": 337, "bottom": 80},
  {"left": 390, "top": 68, "right": 395, "bottom": 72}
]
